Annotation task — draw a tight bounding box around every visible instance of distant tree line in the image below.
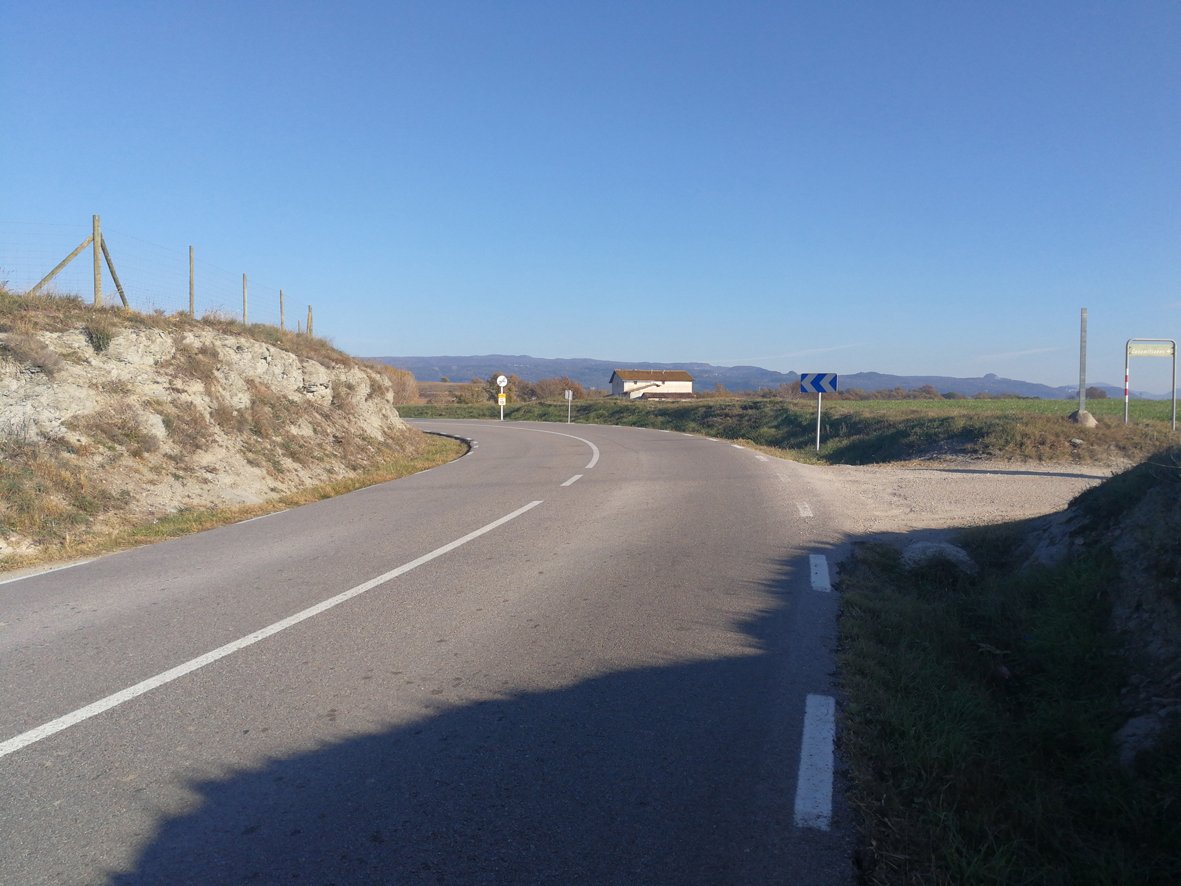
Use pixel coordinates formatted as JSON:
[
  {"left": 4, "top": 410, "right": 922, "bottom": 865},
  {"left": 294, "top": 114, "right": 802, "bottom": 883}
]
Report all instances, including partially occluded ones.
[
  {"left": 421, "top": 377, "right": 1113, "bottom": 405},
  {"left": 430, "top": 375, "right": 604, "bottom": 405}
]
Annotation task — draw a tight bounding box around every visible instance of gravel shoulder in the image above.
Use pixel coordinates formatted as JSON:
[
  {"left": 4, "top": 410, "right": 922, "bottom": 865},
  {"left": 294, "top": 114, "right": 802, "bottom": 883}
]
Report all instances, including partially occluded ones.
[{"left": 806, "top": 457, "right": 1119, "bottom": 539}]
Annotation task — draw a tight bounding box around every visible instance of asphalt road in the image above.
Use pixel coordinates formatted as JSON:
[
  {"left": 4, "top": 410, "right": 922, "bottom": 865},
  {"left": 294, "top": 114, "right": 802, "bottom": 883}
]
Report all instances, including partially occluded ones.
[{"left": 0, "top": 420, "right": 853, "bottom": 885}]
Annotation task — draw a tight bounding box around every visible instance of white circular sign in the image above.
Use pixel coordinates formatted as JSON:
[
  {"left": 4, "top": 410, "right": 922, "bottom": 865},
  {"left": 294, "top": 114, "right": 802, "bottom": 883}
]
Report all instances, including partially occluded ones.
[{"left": 497, "top": 375, "right": 508, "bottom": 388}]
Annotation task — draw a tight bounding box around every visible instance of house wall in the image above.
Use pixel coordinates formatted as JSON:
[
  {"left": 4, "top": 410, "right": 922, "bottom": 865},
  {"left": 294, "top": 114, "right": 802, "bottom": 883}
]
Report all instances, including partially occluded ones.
[{"left": 616, "top": 379, "right": 694, "bottom": 399}]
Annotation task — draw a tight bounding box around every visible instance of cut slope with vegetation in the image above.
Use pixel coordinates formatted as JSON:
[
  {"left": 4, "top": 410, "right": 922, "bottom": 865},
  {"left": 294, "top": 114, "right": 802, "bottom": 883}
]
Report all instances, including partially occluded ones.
[{"left": 0, "top": 288, "right": 462, "bottom": 569}]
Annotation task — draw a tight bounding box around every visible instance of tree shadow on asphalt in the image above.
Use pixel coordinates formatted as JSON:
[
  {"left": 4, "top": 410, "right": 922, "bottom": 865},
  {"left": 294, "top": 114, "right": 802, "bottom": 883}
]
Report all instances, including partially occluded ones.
[{"left": 109, "top": 554, "right": 852, "bottom": 886}]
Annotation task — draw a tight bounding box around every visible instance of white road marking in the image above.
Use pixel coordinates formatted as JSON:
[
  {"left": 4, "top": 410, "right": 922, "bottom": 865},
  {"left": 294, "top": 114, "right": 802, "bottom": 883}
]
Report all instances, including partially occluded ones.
[
  {"left": 235, "top": 510, "right": 287, "bottom": 526},
  {"left": 809, "top": 554, "right": 831, "bottom": 592},
  {"left": 796, "top": 502, "right": 813, "bottom": 518},
  {"left": 755, "top": 454, "right": 769, "bottom": 462},
  {"left": 496, "top": 426, "right": 600, "bottom": 470},
  {"left": 0, "top": 500, "right": 545, "bottom": 761},
  {"left": 0, "top": 559, "right": 94, "bottom": 587},
  {"left": 561, "top": 474, "right": 583, "bottom": 487},
  {"left": 794, "top": 693, "right": 836, "bottom": 830}
]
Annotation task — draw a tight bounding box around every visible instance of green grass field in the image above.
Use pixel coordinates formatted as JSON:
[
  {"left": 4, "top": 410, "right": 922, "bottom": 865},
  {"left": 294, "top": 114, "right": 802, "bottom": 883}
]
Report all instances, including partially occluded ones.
[{"left": 399, "top": 396, "right": 1177, "bottom": 465}]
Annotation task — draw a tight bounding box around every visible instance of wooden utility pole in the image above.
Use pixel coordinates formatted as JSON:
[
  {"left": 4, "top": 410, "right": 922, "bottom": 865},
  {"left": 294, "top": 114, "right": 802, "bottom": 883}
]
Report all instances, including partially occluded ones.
[
  {"left": 92, "top": 215, "right": 103, "bottom": 307},
  {"left": 307, "top": 305, "right": 313, "bottom": 337}
]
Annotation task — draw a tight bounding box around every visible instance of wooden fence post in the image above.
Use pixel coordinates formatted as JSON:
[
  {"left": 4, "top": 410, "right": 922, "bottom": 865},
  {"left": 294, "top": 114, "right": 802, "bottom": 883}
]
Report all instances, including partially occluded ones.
[
  {"left": 307, "top": 305, "right": 313, "bottom": 337},
  {"left": 27, "top": 233, "right": 94, "bottom": 297},
  {"left": 92, "top": 215, "right": 103, "bottom": 307},
  {"left": 99, "top": 236, "right": 129, "bottom": 307}
]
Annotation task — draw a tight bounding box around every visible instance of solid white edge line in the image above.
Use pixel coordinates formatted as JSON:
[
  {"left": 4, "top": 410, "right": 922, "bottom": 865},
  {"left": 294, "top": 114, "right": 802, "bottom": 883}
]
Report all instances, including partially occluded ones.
[
  {"left": 0, "top": 500, "right": 545, "bottom": 761},
  {"left": 797, "top": 502, "right": 814, "bottom": 518},
  {"left": 794, "top": 693, "right": 836, "bottom": 830},
  {"left": 448, "top": 423, "right": 600, "bottom": 471},
  {"left": 809, "top": 554, "right": 831, "bottom": 592},
  {"left": 0, "top": 559, "right": 95, "bottom": 587},
  {"left": 561, "top": 474, "right": 583, "bottom": 487},
  {"left": 235, "top": 510, "right": 287, "bottom": 526}
]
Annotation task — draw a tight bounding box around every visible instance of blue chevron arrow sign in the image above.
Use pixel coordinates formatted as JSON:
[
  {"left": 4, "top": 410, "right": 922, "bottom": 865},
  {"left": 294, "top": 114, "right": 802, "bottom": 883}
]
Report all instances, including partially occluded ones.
[{"left": 799, "top": 373, "right": 838, "bottom": 394}]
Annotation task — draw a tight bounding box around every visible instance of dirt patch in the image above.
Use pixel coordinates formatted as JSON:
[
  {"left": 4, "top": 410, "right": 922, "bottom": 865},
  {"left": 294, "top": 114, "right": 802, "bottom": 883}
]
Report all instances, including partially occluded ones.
[{"left": 816, "top": 456, "right": 1115, "bottom": 538}]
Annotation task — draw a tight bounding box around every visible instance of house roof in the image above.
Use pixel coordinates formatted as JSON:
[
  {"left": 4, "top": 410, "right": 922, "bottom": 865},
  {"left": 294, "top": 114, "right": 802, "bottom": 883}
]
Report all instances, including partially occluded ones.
[{"left": 610, "top": 369, "right": 695, "bottom": 383}]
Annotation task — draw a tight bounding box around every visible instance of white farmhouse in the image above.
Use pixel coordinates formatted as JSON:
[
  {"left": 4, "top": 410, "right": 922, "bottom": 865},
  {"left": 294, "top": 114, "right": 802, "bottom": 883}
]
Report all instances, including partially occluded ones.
[{"left": 609, "top": 369, "right": 695, "bottom": 400}]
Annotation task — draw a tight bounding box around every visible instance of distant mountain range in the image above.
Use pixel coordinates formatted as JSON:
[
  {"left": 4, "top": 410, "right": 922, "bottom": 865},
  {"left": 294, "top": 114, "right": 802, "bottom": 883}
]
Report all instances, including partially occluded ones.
[{"left": 372, "top": 354, "right": 1152, "bottom": 400}]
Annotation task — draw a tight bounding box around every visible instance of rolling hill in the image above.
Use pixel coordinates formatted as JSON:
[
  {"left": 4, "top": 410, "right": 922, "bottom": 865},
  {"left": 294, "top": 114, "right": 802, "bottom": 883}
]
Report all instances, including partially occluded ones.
[{"left": 372, "top": 354, "right": 1138, "bottom": 399}]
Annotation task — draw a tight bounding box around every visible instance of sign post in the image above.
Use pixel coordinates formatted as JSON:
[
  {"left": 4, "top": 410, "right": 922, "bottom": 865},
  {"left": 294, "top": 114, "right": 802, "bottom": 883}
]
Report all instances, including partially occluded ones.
[
  {"left": 497, "top": 375, "right": 508, "bottom": 421},
  {"left": 1124, "top": 340, "right": 1177, "bottom": 430},
  {"left": 799, "top": 373, "right": 838, "bottom": 451},
  {"left": 565, "top": 389, "right": 573, "bottom": 424}
]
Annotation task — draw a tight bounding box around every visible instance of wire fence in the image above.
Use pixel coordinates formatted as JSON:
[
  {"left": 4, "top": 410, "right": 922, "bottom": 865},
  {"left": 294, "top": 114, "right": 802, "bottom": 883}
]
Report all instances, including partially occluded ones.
[{"left": 0, "top": 217, "right": 311, "bottom": 332}]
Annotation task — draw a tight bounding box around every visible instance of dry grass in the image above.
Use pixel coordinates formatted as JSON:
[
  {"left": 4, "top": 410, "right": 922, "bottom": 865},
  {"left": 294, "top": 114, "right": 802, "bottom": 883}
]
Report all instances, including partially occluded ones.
[
  {"left": 156, "top": 400, "right": 216, "bottom": 458},
  {"left": 68, "top": 403, "right": 161, "bottom": 457},
  {"left": 0, "top": 332, "right": 66, "bottom": 376},
  {"left": 0, "top": 439, "right": 124, "bottom": 549},
  {"left": 1, "top": 433, "right": 465, "bottom": 570}
]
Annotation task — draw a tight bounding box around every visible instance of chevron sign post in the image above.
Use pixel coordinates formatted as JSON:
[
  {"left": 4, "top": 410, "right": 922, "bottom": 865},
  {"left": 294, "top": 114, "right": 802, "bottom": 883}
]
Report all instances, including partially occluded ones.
[
  {"left": 799, "top": 373, "right": 839, "bottom": 451},
  {"left": 799, "top": 373, "right": 838, "bottom": 394}
]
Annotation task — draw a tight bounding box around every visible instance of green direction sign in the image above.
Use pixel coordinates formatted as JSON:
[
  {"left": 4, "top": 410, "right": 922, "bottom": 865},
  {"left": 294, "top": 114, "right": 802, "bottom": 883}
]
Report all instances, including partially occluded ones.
[{"left": 1128, "top": 341, "right": 1176, "bottom": 358}]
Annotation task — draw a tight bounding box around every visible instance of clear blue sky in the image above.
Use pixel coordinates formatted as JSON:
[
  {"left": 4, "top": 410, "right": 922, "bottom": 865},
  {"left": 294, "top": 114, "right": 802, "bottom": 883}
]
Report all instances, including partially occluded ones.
[{"left": 3, "top": 1, "right": 1179, "bottom": 393}]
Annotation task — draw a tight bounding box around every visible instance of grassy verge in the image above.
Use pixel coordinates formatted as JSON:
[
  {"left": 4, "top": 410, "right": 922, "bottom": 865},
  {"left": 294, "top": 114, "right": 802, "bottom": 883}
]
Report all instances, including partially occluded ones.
[
  {"left": 0, "top": 434, "right": 465, "bottom": 572},
  {"left": 399, "top": 399, "right": 1176, "bottom": 464},
  {"left": 837, "top": 535, "right": 1181, "bottom": 884}
]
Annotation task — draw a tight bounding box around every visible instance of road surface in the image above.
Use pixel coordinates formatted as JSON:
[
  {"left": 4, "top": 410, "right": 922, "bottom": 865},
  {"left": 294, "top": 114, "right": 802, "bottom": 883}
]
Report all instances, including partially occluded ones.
[{"left": 0, "top": 420, "right": 853, "bottom": 884}]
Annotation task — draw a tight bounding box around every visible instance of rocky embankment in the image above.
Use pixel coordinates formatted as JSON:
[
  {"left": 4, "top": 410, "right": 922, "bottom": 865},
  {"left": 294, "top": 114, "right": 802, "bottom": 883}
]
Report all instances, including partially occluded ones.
[{"left": 0, "top": 310, "right": 419, "bottom": 559}]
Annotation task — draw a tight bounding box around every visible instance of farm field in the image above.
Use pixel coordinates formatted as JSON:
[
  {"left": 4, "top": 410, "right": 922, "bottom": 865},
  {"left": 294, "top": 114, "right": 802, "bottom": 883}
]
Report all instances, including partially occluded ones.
[{"left": 399, "top": 397, "right": 1177, "bottom": 466}]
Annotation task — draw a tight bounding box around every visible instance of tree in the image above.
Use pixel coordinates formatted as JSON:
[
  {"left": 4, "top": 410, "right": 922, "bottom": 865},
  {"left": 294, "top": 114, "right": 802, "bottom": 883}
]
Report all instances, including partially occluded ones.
[
  {"left": 1086, "top": 386, "right": 1109, "bottom": 400},
  {"left": 485, "top": 373, "right": 523, "bottom": 403},
  {"left": 529, "top": 376, "right": 586, "bottom": 401}
]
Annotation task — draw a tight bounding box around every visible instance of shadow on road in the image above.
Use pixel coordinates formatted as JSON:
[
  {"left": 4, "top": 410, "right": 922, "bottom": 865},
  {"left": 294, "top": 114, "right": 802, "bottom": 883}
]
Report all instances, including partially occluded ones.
[
  {"left": 920, "top": 466, "right": 1109, "bottom": 481},
  {"left": 109, "top": 557, "right": 851, "bottom": 885}
]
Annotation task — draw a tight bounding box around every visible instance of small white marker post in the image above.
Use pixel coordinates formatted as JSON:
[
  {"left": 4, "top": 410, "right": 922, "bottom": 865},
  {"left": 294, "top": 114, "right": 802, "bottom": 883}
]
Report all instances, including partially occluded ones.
[
  {"left": 565, "top": 389, "right": 573, "bottom": 423},
  {"left": 497, "top": 374, "right": 508, "bottom": 421},
  {"left": 815, "top": 392, "right": 823, "bottom": 451}
]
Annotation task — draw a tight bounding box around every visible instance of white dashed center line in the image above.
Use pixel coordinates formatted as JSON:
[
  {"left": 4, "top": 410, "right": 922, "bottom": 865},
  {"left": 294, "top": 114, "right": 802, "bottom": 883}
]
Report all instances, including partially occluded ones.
[
  {"left": 794, "top": 693, "right": 836, "bottom": 830},
  {"left": 809, "top": 554, "right": 831, "bottom": 592}
]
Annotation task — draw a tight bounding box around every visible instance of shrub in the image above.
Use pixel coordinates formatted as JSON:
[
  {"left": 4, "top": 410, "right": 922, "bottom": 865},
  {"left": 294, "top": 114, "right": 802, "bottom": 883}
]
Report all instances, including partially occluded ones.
[{"left": 83, "top": 319, "right": 115, "bottom": 353}]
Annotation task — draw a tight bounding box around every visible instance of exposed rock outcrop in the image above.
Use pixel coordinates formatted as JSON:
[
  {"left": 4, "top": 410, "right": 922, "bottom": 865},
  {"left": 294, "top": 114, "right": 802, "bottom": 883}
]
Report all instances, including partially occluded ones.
[{"left": 1, "top": 315, "right": 416, "bottom": 558}]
